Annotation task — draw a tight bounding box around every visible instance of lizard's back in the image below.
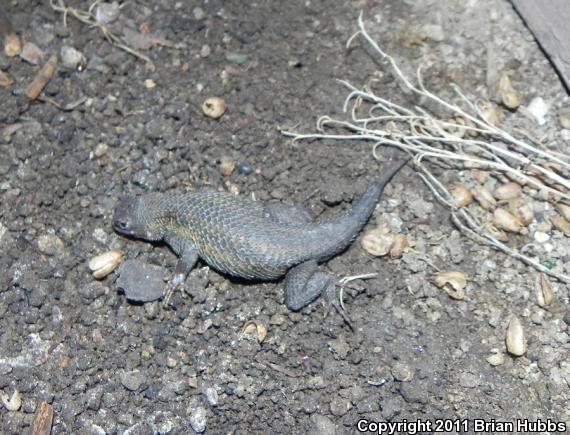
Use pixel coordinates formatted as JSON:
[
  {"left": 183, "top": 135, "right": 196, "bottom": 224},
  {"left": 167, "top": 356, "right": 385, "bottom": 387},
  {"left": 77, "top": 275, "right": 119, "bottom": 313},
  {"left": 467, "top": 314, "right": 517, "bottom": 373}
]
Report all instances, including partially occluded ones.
[{"left": 167, "top": 191, "right": 320, "bottom": 280}]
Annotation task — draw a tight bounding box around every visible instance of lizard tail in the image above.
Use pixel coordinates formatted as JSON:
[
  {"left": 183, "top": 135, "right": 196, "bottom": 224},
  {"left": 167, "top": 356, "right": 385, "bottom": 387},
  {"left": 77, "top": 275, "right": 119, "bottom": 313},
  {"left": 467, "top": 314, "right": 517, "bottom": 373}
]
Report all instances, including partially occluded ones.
[
  {"left": 303, "top": 157, "right": 411, "bottom": 262},
  {"left": 346, "top": 157, "right": 412, "bottom": 227}
]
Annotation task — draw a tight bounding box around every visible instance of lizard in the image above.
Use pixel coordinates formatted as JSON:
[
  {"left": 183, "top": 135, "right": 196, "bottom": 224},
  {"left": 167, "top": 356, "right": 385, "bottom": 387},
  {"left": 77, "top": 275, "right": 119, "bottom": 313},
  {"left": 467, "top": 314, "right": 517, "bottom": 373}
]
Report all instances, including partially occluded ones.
[{"left": 113, "top": 158, "right": 409, "bottom": 322}]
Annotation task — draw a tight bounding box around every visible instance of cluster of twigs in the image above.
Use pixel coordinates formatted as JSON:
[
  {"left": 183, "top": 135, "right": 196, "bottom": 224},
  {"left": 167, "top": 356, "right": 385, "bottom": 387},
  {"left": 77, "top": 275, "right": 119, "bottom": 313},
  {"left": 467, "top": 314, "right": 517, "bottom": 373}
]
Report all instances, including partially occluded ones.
[
  {"left": 283, "top": 13, "right": 570, "bottom": 283},
  {"left": 49, "top": 0, "right": 154, "bottom": 69}
]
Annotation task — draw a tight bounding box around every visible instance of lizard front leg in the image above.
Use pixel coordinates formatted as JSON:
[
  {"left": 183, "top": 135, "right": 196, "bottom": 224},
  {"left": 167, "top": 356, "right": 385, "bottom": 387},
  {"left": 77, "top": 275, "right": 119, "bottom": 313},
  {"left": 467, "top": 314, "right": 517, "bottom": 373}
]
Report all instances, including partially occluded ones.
[
  {"left": 163, "top": 241, "right": 199, "bottom": 307},
  {"left": 283, "top": 260, "right": 352, "bottom": 328}
]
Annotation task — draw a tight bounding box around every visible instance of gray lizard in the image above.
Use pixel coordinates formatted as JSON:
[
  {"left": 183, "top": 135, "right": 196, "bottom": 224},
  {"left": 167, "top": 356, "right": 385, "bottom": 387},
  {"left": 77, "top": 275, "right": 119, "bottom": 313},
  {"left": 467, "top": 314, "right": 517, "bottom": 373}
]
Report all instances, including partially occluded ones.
[{"left": 113, "top": 159, "right": 409, "bottom": 319}]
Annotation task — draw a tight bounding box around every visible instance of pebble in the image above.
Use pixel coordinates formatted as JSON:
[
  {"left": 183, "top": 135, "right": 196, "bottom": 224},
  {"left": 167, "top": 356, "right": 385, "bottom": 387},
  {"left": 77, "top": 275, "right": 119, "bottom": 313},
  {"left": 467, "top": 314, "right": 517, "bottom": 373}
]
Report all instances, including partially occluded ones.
[
  {"left": 237, "top": 162, "right": 253, "bottom": 175},
  {"left": 225, "top": 52, "right": 248, "bottom": 65},
  {"left": 220, "top": 155, "right": 235, "bottom": 176},
  {"left": 458, "top": 372, "right": 479, "bottom": 388},
  {"left": 534, "top": 231, "right": 550, "bottom": 243},
  {"left": 310, "top": 414, "right": 336, "bottom": 435},
  {"left": 92, "top": 143, "right": 109, "bottom": 159},
  {"left": 526, "top": 97, "right": 549, "bottom": 125},
  {"left": 95, "top": 2, "right": 120, "bottom": 23},
  {"left": 0, "top": 221, "right": 6, "bottom": 241},
  {"left": 116, "top": 259, "right": 167, "bottom": 302},
  {"left": 203, "top": 387, "right": 218, "bottom": 406},
  {"left": 189, "top": 406, "right": 207, "bottom": 433},
  {"left": 422, "top": 24, "right": 444, "bottom": 42},
  {"left": 120, "top": 370, "right": 145, "bottom": 392},
  {"left": 560, "top": 109, "right": 570, "bottom": 129},
  {"left": 200, "top": 45, "right": 211, "bottom": 57},
  {"left": 0, "top": 390, "right": 21, "bottom": 411},
  {"left": 391, "top": 363, "right": 414, "bottom": 382},
  {"left": 193, "top": 7, "right": 206, "bottom": 20},
  {"left": 60, "top": 46, "right": 86, "bottom": 70},
  {"left": 20, "top": 42, "right": 45, "bottom": 65},
  {"left": 37, "top": 233, "right": 65, "bottom": 256},
  {"left": 486, "top": 353, "right": 505, "bottom": 366},
  {"left": 399, "top": 382, "right": 428, "bottom": 404},
  {"left": 4, "top": 33, "right": 21, "bottom": 57},
  {"left": 329, "top": 397, "right": 352, "bottom": 416}
]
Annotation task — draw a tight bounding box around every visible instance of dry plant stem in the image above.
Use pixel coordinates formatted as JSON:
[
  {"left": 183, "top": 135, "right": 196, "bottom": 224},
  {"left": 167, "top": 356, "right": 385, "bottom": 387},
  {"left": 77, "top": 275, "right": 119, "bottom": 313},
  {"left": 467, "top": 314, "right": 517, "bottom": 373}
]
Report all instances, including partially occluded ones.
[
  {"left": 349, "top": 11, "right": 570, "bottom": 173},
  {"left": 49, "top": 0, "right": 154, "bottom": 69},
  {"left": 282, "top": 13, "right": 570, "bottom": 284},
  {"left": 451, "top": 212, "right": 570, "bottom": 283}
]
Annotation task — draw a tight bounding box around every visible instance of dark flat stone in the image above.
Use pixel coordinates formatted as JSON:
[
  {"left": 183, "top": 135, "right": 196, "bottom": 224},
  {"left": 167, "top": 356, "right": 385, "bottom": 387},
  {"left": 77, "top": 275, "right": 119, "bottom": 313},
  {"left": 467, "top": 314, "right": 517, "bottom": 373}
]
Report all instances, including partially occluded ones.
[{"left": 116, "top": 259, "right": 166, "bottom": 302}]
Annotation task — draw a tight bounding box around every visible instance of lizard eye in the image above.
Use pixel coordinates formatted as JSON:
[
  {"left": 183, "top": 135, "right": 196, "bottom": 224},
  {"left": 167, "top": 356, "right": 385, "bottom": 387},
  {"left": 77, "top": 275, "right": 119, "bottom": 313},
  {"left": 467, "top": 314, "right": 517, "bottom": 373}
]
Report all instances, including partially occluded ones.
[{"left": 116, "top": 220, "right": 129, "bottom": 230}]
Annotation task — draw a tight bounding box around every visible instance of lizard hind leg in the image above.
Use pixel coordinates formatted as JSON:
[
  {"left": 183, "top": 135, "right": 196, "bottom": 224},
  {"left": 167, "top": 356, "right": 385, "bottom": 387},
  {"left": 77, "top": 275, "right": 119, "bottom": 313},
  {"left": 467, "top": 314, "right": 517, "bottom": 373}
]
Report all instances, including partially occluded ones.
[{"left": 284, "top": 260, "right": 353, "bottom": 327}]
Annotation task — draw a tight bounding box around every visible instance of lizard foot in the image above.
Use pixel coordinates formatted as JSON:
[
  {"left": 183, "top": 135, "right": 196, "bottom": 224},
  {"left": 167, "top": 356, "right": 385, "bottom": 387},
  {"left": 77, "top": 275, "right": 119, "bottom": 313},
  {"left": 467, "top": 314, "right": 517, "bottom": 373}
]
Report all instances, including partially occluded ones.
[{"left": 284, "top": 260, "right": 353, "bottom": 329}]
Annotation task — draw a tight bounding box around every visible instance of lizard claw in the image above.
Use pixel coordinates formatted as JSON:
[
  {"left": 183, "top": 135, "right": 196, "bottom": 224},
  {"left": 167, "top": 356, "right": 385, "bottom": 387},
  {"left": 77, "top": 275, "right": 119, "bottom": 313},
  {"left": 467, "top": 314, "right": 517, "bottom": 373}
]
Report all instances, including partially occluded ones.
[
  {"left": 323, "top": 282, "right": 354, "bottom": 330},
  {"left": 162, "top": 272, "right": 186, "bottom": 308}
]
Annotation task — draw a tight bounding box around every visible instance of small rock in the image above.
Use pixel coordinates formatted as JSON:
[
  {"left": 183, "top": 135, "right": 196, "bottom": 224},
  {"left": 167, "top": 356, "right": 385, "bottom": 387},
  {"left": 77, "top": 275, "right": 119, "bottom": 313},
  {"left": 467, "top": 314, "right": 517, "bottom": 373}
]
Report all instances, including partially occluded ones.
[
  {"left": 486, "top": 353, "right": 505, "bottom": 366},
  {"left": 20, "top": 42, "right": 45, "bottom": 65},
  {"left": 237, "top": 162, "right": 253, "bottom": 175},
  {"left": 120, "top": 370, "right": 145, "bottom": 391},
  {"left": 310, "top": 414, "right": 336, "bottom": 435},
  {"left": 458, "top": 372, "right": 479, "bottom": 388},
  {"left": 225, "top": 52, "right": 248, "bottom": 65},
  {"left": 327, "top": 338, "right": 349, "bottom": 359},
  {"left": 95, "top": 1, "right": 120, "bottom": 23},
  {"left": 422, "top": 24, "right": 444, "bottom": 42},
  {"left": 116, "top": 259, "right": 167, "bottom": 302},
  {"left": 533, "top": 231, "right": 550, "bottom": 243},
  {"left": 329, "top": 397, "right": 352, "bottom": 416},
  {"left": 0, "top": 389, "right": 21, "bottom": 411},
  {"left": 399, "top": 383, "right": 428, "bottom": 404},
  {"left": 4, "top": 34, "right": 21, "bottom": 57},
  {"left": 93, "top": 143, "right": 109, "bottom": 159},
  {"left": 203, "top": 387, "right": 218, "bottom": 407},
  {"left": 220, "top": 155, "right": 235, "bottom": 176},
  {"left": 60, "top": 46, "right": 87, "bottom": 70},
  {"left": 560, "top": 109, "right": 570, "bottom": 129},
  {"left": 200, "top": 45, "right": 211, "bottom": 57},
  {"left": 391, "top": 362, "right": 414, "bottom": 382},
  {"left": 189, "top": 406, "right": 207, "bottom": 433},
  {"left": 144, "top": 79, "right": 156, "bottom": 89},
  {"left": 196, "top": 318, "right": 213, "bottom": 334},
  {"left": 37, "top": 233, "right": 65, "bottom": 256},
  {"left": 269, "top": 313, "right": 285, "bottom": 325},
  {"left": 79, "top": 281, "right": 107, "bottom": 300},
  {"left": 193, "top": 7, "right": 206, "bottom": 20},
  {"left": 526, "top": 97, "right": 549, "bottom": 125},
  {"left": 202, "top": 97, "right": 226, "bottom": 119}
]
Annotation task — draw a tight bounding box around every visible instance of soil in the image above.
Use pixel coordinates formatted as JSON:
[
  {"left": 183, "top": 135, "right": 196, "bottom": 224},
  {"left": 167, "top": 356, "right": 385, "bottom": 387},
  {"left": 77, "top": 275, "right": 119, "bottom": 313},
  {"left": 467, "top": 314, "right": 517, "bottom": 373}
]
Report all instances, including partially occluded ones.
[{"left": 1, "top": 0, "right": 569, "bottom": 434}]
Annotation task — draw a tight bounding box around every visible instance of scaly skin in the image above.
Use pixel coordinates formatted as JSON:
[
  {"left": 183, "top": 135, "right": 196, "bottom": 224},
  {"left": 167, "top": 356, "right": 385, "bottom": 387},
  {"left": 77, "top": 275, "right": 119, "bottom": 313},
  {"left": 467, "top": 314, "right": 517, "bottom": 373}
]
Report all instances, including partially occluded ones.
[{"left": 113, "top": 159, "right": 409, "bottom": 314}]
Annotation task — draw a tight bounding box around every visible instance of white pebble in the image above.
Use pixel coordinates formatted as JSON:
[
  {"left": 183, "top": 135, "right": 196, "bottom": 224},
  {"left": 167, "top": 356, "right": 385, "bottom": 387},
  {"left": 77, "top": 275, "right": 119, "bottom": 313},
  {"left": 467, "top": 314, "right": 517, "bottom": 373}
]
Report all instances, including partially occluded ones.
[
  {"left": 1, "top": 390, "right": 21, "bottom": 411},
  {"left": 533, "top": 231, "right": 550, "bottom": 243},
  {"left": 526, "top": 97, "right": 549, "bottom": 125}
]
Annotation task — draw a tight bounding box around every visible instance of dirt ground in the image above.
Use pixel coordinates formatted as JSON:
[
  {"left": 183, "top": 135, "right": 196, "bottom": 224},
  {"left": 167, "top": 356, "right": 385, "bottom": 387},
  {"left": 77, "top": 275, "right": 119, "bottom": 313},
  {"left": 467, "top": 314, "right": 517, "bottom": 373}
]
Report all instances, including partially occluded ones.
[{"left": 1, "top": 0, "right": 569, "bottom": 434}]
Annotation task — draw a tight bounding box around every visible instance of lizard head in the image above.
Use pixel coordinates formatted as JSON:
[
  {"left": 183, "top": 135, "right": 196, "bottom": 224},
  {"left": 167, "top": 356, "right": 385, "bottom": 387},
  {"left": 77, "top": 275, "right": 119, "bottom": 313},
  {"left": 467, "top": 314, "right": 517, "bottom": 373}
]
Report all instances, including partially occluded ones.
[{"left": 113, "top": 195, "right": 166, "bottom": 241}]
